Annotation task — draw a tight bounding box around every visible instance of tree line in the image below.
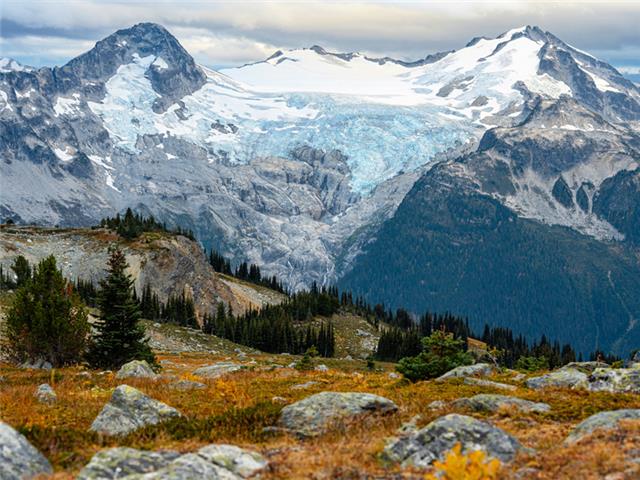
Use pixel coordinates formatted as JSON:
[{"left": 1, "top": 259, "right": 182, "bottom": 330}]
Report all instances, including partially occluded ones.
[
  {"left": 208, "top": 248, "right": 286, "bottom": 294},
  {"left": 98, "top": 208, "right": 195, "bottom": 241}
]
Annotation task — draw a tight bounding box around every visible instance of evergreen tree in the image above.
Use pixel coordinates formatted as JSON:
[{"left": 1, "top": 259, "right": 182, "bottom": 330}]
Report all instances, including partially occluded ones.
[
  {"left": 11, "top": 255, "right": 31, "bottom": 288},
  {"left": 87, "top": 248, "right": 156, "bottom": 369},
  {"left": 2, "top": 255, "right": 89, "bottom": 367}
]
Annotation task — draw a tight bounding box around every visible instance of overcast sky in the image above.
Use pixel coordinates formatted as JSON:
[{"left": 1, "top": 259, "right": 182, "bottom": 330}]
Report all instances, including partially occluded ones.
[{"left": 1, "top": 0, "right": 639, "bottom": 78}]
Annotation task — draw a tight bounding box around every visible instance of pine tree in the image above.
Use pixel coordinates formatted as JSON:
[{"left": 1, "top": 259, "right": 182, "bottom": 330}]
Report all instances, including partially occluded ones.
[
  {"left": 2, "top": 255, "right": 89, "bottom": 367},
  {"left": 87, "top": 248, "right": 156, "bottom": 369},
  {"left": 11, "top": 255, "right": 31, "bottom": 288}
]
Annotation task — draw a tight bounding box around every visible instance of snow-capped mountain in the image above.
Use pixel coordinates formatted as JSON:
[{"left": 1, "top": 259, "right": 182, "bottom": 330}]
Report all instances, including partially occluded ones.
[{"left": 1, "top": 22, "right": 640, "bottom": 297}]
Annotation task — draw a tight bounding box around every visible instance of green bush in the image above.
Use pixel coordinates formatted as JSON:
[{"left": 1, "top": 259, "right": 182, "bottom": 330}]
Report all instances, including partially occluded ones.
[
  {"left": 514, "top": 355, "right": 549, "bottom": 372},
  {"left": 2, "top": 255, "right": 89, "bottom": 367},
  {"left": 396, "top": 330, "right": 473, "bottom": 381}
]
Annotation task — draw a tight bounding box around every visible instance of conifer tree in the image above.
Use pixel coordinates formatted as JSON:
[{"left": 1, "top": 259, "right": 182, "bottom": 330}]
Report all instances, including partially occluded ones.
[
  {"left": 87, "top": 248, "right": 156, "bottom": 369},
  {"left": 11, "top": 255, "right": 31, "bottom": 288}
]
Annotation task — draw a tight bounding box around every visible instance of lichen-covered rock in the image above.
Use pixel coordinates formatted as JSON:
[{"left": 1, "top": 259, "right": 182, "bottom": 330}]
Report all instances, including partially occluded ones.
[
  {"left": 278, "top": 391, "right": 398, "bottom": 437},
  {"left": 197, "top": 444, "right": 267, "bottom": 478},
  {"left": 526, "top": 368, "right": 588, "bottom": 390},
  {"left": 35, "top": 383, "right": 57, "bottom": 404},
  {"left": 452, "top": 394, "right": 550, "bottom": 413},
  {"left": 383, "top": 414, "right": 524, "bottom": 468},
  {"left": 565, "top": 409, "right": 640, "bottom": 444},
  {"left": 130, "top": 453, "right": 241, "bottom": 479},
  {"left": 562, "top": 361, "right": 609, "bottom": 374},
  {"left": 588, "top": 367, "right": 640, "bottom": 393},
  {"left": 77, "top": 448, "right": 180, "bottom": 479},
  {"left": 436, "top": 363, "right": 495, "bottom": 381},
  {"left": 90, "top": 385, "right": 182, "bottom": 436},
  {"left": 0, "top": 421, "right": 53, "bottom": 480},
  {"left": 463, "top": 377, "right": 517, "bottom": 391},
  {"left": 116, "top": 360, "right": 159, "bottom": 380},
  {"left": 290, "top": 381, "right": 319, "bottom": 390},
  {"left": 169, "top": 380, "right": 206, "bottom": 390},
  {"left": 193, "top": 362, "right": 242, "bottom": 379}
]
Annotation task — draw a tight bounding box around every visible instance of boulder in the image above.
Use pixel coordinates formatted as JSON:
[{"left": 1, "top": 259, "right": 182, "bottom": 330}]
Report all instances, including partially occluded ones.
[
  {"left": 463, "top": 378, "right": 517, "bottom": 391},
  {"left": 20, "top": 359, "right": 52, "bottom": 370},
  {"left": 131, "top": 453, "right": 241, "bottom": 479},
  {"left": 562, "top": 361, "right": 609, "bottom": 374},
  {"left": 193, "top": 362, "right": 242, "bottom": 379},
  {"left": 383, "top": 414, "right": 524, "bottom": 468},
  {"left": 0, "top": 421, "right": 53, "bottom": 480},
  {"left": 565, "top": 409, "right": 640, "bottom": 444},
  {"left": 197, "top": 444, "right": 268, "bottom": 478},
  {"left": 35, "top": 383, "right": 57, "bottom": 404},
  {"left": 116, "top": 360, "right": 159, "bottom": 380},
  {"left": 526, "top": 368, "right": 588, "bottom": 390},
  {"left": 169, "top": 380, "right": 206, "bottom": 391},
  {"left": 315, "top": 364, "right": 329, "bottom": 372},
  {"left": 588, "top": 367, "right": 640, "bottom": 393},
  {"left": 436, "top": 363, "right": 495, "bottom": 381},
  {"left": 290, "top": 381, "right": 319, "bottom": 390},
  {"left": 77, "top": 448, "right": 180, "bottom": 479},
  {"left": 277, "top": 391, "right": 398, "bottom": 437},
  {"left": 90, "top": 385, "right": 182, "bottom": 436},
  {"left": 452, "top": 394, "right": 550, "bottom": 414}
]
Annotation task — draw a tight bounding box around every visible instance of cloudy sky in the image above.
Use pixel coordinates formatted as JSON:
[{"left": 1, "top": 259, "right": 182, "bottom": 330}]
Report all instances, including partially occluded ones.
[{"left": 1, "top": 0, "right": 639, "bottom": 79}]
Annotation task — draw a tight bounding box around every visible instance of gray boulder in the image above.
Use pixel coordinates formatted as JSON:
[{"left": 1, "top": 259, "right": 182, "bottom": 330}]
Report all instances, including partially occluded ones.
[
  {"left": 383, "top": 414, "right": 524, "bottom": 468},
  {"left": 278, "top": 391, "right": 398, "bottom": 437},
  {"left": 588, "top": 367, "right": 640, "bottom": 393},
  {"left": 436, "top": 363, "right": 495, "bottom": 381},
  {"left": 562, "top": 361, "right": 609, "bottom": 374},
  {"left": 130, "top": 454, "right": 240, "bottom": 479},
  {"left": 90, "top": 385, "right": 182, "bottom": 436},
  {"left": 463, "top": 377, "right": 517, "bottom": 391},
  {"left": 526, "top": 368, "right": 588, "bottom": 390},
  {"left": 193, "top": 362, "right": 242, "bottom": 379},
  {"left": 0, "top": 421, "right": 53, "bottom": 480},
  {"left": 452, "top": 394, "right": 550, "bottom": 414},
  {"left": 169, "top": 380, "right": 206, "bottom": 391},
  {"left": 290, "top": 381, "right": 319, "bottom": 390},
  {"left": 197, "top": 444, "right": 268, "bottom": 478},
  {"left": 77, "top": 448, "right": 180, "bottom": 479},
  {"left": 565, "top": 409, "right": 640, "bottom": 444},
  {"left": 116, "top": 360, "right": 159, "bottom": 380},
  {"left": 35, "top": 383, "right": 57, "bottom": 404}
]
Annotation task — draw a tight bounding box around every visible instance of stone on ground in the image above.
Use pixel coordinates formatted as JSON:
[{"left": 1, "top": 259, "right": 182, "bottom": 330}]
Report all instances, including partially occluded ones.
[
  {"left": 452, "top": 394, "right": 550, "bottom": 413},
  {"left": 197, "top": 444, "right": 268, "bottom": 478},
  {"left": 0, "top": 421, "right": 53, "bottom": 480},
  {"left": 436, "top": 363, "right": 495, "bottom": 381},
  {"left": 277, "top": 391, "right": 398, "bottom": 437},
  {"left": 588, "top": 367, "right": 640, "bottom": 393},
  {"left": 193, "top": 362, "right": 242, "bottom": 379},
  {"left": 565, "top": 409, "right": 640, "bottom": 444},
  {"left": 35, "top": 383, "right": 57, "bottom": 404},
  {"left": 463, "top": 377, "right": 517, "bottom": 391},
  {"left": 169, "top": 380, "right": 206, "bottom": 390},
  {"left": 77, "top": 447, "right": 180, "bottom": 480},
  {"left": 116, "top": 360, "right": 159, "bottom": 380},
  {"left": 383, "top": 413, "right": 524, "bottom": 468},
  {"left": 526, "top": 368, "right": 588, "bottom": 390},
  {"left": 90, "top": 385, "right": 182, "bottom": 436},
  {"left": 562, "top": 361, "right": 609, "bottom": 374},
  {"left": 290, "top": 381, "right": 319, "bottom": 390},
  {"left": 132, "top": 453, "right": 241, "bottom": 479}
]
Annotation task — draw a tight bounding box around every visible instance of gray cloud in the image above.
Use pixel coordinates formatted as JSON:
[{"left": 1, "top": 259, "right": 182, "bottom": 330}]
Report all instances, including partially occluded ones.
[{"left": 1, "top": 0, "right": 638, "bottom": 70}]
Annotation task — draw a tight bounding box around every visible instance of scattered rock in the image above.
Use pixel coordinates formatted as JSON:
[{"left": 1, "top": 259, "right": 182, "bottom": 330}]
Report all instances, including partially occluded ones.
[
  {"left": 398, "top": 415, "right": 422, "bottom": 434},
  {"left": 290, "top": 381, "right": 319, "bottom": 390},
  {"left": 77, "top": 447, "right": 180, "bottom": 479},
  {"left": 89, "top": 385, "right": 182, "bottom": 436},
  {"left": 193, "top": 362, "right": 242, "bottom": 379},
  {"left": 463, "top": 377, "right": 517, "bottom": 391},
  {"left": 272, "top": 396, "right": 288, "bottom": 404},
  {"left": 287, "top": 362, "right": 297, "bottom": 369},
  {"left": 197, "top": 444, "right": 268, "bottom": 478},
  {"left": 315, "top": 364, "right": 329, "bottom": 372},
  {"left": 383, "top": 414, "right": 524, "bottom": 468},
  {"left": 116, "top": 360, "right": 159, "bottom": 380},
  {"left": 526, "top": 368, "right": 588, "bottom": 390},
  {"left": 134, "top": 453, "right": 241, "bottom": 479},
  {"left": 427, "top": 400, "right": 447, "bottom": 410},
  {"left": 452, "top": 394, "right": 550, "bottom": 414},
  {"left": 35, "top": 383, "right": 57, "bottom": 404},
  {"left": 588, "top": 367, "right": 640, "bottom": 393},
  {"left": 436, "top": 363, "right": 495, "bottom": 381},
  {"left": 0, "top": 421, "right": 53, "bottom": 480},
  {"left": 388, "top": 372, "right": 401, "bottom": 379},
  {"left": 170, "top": 380, "right": 206, "bottom": 390},
  {"left": 77, "top": 371, "right": 92, "bottom": 379},
  {"left": 20, "top": 359, "right": 52, "bottom": 370},
  {"left": 562, "top": 361, "right": 609, "bottom": 374},
  {"left": 565, "top": 409, "right": 640, "bottom": 444},
  {"left": 278, "top": 391, "right": 398, "bottom": 437}
]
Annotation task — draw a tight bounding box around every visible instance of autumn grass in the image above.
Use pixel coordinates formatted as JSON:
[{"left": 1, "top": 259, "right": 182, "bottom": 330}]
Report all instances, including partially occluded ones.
[{"left": 1, "top": 354, "right": 640, "bottom": 479}]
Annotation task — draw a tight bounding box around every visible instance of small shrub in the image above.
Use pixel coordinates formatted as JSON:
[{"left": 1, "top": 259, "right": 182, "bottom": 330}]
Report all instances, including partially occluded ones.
[
  {"left": 295, "top": 346, "right": 319, "bottom": 371},
  {"left": 396, "top": 330, "right": 473, "bottom": 381},
  {"left": 426, "top": 443, "right": 501, "bottom": 480},
  {"left": 515, "top": 355, "right": 549, "bottom": 372}
]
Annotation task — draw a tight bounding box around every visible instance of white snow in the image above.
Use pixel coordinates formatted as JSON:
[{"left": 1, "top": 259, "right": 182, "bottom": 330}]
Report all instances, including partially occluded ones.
[
  {"left": 0, "top": 57, "right": 32, "bottom": 73},
  {"left": 53, "top": 147, "right": 74, "bottom": 162},
  {"left": 580, "top": 67, "right": 622, "bottom": 93},
  {"left": 152, "top": 57, "right": 169, "bottom": 70},
  {"left": 53, "top": 94, "right": 82, "bottom": 117}
]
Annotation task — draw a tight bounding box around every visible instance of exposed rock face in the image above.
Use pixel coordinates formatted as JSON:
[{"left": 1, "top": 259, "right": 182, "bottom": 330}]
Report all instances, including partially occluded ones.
[
  {"left": 193, "top": 362, "right": 243, "bottom": 379},
  {"left": 35, "top": 383, "right": 57, "bottom": 404},
  {"left": 452, "top": 394, "right": 550, "bottom": 413},
  {"left": 436, "top": 363, "right": 495, "bottom": 381},
  {"left": 77, "top": 444, "right": 267, "bottom": 480},
  {"left": 90, "top": 385, "right": 182, "bottom": 436},
  {"left": 0, "top": 421, "right": 53, "bottom": 480},
  {"left": 77, "top": 448, "right": 181, "bottom": 480},
  {"left": 565, "top": 409, "right": 640, "bottom": 444},
  {"left": 588, "top": 367, "right": 640, "bottom": 393},
  {"left": 526, "top": 368, "right": 589, "bottom": 390},
  {"left": 116, "top": 360, "right": 159, "bottom": 380},
  {"left": 277, "top": 391, "right": 398, "bottom": 437},
  {"left": 383, "top": 414, "right": 524, "bottom": 468}
]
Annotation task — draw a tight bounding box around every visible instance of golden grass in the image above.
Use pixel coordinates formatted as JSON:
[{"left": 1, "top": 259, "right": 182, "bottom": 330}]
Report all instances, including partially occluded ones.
[{"left": 1, "top": 354, "right": 640, "bottom": 479}]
